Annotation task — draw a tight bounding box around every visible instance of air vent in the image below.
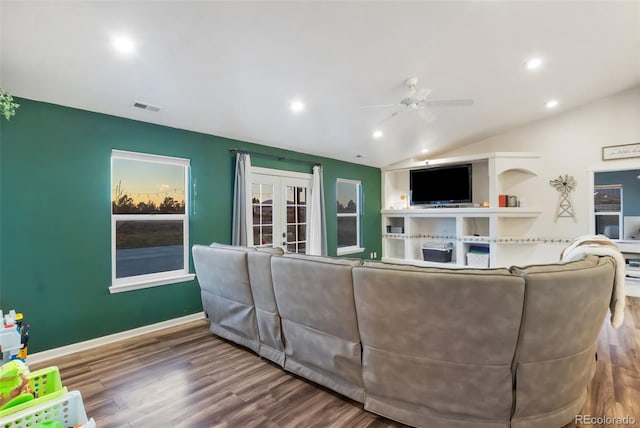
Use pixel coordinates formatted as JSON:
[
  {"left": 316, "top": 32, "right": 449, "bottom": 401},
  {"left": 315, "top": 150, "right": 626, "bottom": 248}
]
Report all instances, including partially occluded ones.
[{"left": 132, "top": 101, "right": 161, "bottom": 112}]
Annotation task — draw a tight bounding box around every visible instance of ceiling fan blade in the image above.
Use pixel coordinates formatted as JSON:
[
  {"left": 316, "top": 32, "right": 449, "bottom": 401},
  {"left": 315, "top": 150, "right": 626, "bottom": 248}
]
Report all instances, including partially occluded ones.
[
  {"left": 360, "top": 103, "right": 399, "bottom": 109},
  {"left": 424, "top": 98, "right": 474, "bottom": 107},
  {"left": 415, "top": 87, "right": 431, "bottom": 99},
  {"left": 390, "top": 105, "right": 411, "bottom": 118},
  {"left": 418, "top": 108, "right": 435, "bottom": 123}
]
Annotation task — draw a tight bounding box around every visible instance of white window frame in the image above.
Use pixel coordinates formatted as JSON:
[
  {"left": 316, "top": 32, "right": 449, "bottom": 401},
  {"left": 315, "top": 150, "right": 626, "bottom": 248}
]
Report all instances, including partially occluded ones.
[
  {"left": 109, "top": 150, "right": 194, "bottom": 294},
  {"left": 336, "top": 178, "right": 364, "bottom": 256}
]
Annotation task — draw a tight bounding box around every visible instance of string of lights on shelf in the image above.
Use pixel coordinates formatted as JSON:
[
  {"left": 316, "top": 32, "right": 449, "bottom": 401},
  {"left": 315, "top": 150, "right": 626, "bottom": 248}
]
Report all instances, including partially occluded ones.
[{"left": 383, "top": 233, "right": 575, "bottom": 244}]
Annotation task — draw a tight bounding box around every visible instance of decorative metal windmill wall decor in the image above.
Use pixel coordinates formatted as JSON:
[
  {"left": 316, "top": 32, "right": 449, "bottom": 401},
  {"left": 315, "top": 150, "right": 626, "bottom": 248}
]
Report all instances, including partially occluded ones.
[{"left": 550, "top": 174, "right": 577, "bottom": 222}]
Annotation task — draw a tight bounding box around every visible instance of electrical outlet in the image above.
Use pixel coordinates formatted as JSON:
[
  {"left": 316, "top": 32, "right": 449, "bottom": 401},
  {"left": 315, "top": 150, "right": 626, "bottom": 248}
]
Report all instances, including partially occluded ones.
[
  {"left": 370, "top": 252, "right": 374, "bottom": 259},
  {"left": 373, "top": 252, "right": 377, "bottom": 258}
]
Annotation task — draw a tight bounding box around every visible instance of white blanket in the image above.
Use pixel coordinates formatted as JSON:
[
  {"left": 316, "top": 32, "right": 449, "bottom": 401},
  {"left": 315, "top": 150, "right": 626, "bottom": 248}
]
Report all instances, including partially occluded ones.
[{"left": 560, "top": 235, "right": 626, "bottom": 328}]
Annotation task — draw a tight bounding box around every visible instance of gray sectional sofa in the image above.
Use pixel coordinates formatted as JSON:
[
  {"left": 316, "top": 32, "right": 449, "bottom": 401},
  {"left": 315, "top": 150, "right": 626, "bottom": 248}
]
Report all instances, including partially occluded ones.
[{"left": 192, "top": 243, "right": 616, "bottom": 428}]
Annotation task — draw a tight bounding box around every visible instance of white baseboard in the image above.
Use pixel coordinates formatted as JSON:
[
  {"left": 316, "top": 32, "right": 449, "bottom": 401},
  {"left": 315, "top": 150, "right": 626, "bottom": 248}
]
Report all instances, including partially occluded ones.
[{"left": 28, "top": 312, "right": 206, "bottom": 365}]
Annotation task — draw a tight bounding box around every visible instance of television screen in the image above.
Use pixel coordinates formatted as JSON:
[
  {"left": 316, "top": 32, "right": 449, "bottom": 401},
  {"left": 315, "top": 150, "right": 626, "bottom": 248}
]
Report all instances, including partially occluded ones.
[{"left": 410, "top": 164, "right": 472, "bottom": 206}]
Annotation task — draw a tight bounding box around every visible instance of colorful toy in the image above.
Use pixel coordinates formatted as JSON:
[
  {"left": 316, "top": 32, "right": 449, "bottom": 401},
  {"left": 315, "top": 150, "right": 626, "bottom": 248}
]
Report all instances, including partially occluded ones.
[
  {"left": 0, "top": 360, "right": 34, "bottom": 409},
  {"left": 0, "top": 309, "right": 29, "bottom": 362},
  {"left": 15, "top": 313, "right": 30, "bottom": 361}
]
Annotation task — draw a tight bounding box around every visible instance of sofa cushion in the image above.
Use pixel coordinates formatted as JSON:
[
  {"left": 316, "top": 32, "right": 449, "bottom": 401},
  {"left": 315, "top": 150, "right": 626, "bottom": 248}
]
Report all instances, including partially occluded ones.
[
  {"left": 510, "top": 256, "right": 615, "bottom": 425},
  {"left": 271, "top": 253, "right": 364, "bottom": 402},
  {"left": 353, "top": 264, "right": 525, "bottom": 424},
  {"left": 282, "top": 252, "right": 363, "bottom": 266},
  {"left": 192, "top": 244, "right": 259, "bottom": 353},
  {"left": 363, "top": 260, "right": 512, "bottom": 275},
  {"left": 509, "top": 254, "right": 599, "bottom": 275},
  {"left": 247, "top": 249, "right": 285, "bottom": 365}
]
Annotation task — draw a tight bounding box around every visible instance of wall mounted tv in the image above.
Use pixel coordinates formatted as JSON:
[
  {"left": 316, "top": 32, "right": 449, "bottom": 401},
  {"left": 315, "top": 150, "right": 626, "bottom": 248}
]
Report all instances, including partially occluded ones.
[{"left": 410, "top": 164, "right": 472, "bottom": 206}]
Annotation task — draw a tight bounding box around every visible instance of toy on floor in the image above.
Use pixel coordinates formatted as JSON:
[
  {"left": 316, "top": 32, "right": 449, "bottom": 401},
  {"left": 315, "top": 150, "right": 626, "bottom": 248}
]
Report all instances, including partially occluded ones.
[
  {"left": 0, "top": 359, "right": 35, "bottom": 409},
  {"left": 0, "top": 309, "right": 29, "bottom": 363},
  {"left": 15, "top": 313, "right": 30, "bottom": 361}
]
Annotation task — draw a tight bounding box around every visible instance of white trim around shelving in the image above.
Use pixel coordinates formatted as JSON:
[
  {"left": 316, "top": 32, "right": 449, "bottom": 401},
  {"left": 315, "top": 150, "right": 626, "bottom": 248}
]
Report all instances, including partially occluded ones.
[{"left": 27, "top": 311, "right": 206, "bottom": 365}]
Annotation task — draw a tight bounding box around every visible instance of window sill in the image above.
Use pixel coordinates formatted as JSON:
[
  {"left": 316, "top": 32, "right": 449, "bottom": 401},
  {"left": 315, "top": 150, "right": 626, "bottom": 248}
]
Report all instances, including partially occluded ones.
[
  {"left": 109, "top": 273, "right": 196, "bottom": 294},
  {"left": 337, "top": 247, "right": 365, "bottom": 256}
]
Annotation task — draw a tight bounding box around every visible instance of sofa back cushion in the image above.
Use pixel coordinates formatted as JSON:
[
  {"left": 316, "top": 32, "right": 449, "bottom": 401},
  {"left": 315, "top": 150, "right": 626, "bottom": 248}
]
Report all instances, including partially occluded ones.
[
  {"left": 247, "top": 248, "right": 285, "bottom": 364},
  {"left": 510, "top": 256, "right": 615, "bottom": 425},
  {"left": 271, "top": 253, "right": 364, "bottom": 401},
  {"left": 192, "top": 244, "right": 259, "bottom": 352},
  {"left": 353, "top": 263, "right": 525, "bottom": 424}
]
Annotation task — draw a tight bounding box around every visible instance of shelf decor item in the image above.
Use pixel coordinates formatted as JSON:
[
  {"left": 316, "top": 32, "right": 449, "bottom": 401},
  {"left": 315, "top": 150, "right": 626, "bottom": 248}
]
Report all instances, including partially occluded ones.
[
  {"left": 0, "top": 88, "right": 20, "bottom": 120},
  {"left": 550, "top": 174, "right": 577, "bottom": 222}
]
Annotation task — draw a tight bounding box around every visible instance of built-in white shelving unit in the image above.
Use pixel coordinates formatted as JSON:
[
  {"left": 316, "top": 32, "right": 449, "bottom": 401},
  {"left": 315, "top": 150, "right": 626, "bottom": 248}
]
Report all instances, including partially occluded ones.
[{"left": 382, "top": 152, "right": 541, "bottom": 268}]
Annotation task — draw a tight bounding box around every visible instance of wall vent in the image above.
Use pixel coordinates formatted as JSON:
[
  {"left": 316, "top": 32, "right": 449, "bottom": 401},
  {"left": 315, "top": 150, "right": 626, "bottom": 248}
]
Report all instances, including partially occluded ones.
[{"left": 132, "top": 101, "right": 161, "bottom": 112}]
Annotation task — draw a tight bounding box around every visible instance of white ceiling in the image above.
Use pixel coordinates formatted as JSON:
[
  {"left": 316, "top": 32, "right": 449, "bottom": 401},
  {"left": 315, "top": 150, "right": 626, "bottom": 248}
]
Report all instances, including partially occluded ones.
[{"left": 2, "top": 1, "right": 639, "bottom": 167}]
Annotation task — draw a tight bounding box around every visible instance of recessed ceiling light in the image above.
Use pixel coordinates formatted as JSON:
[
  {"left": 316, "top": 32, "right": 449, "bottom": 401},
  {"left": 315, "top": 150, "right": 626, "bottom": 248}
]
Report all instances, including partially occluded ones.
[
  {"left": 372, "top": 130, "right": 383, "bottom": 139},
  {"left": 421, "top": 148, "right": 429, "bottom": 154},
  {"left": 525, "top": 57, "right": 544, "bottom": 70},
  {"left": 545, "top": 99, "right": 559, "bottom": 109},
  {"left": 112, "top": 35, "right": 135, "bottom": 54},
  {"left": 290, "top": 100, "right": 305, "bottom": 113}
]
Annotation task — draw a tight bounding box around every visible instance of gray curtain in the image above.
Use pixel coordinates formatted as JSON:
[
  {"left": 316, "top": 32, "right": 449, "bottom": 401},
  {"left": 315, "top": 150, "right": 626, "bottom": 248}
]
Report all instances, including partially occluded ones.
[
  {"left": 232, "top": 153, "right": 251, "bottom": 246},
  {"left": 308, "top": 165, "right": 327, "bottom": 255}
]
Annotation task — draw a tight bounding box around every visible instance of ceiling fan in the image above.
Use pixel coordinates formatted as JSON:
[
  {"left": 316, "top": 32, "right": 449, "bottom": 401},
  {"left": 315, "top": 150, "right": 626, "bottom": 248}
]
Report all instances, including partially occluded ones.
[{"left": 364, "top": 77, "right": 474, "bottom": 122}]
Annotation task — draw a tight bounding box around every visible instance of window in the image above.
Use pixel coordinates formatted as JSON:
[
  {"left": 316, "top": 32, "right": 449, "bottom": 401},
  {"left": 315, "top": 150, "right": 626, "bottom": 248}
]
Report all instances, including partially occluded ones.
[
  {"left": 594, "top": 184, "right": 623, "bottom": 239},
  {"left": 336, "top": 179, "right": 363, "bottom": 255},
  {"left": 110, "top": 150, "right": 194, "bottom": 293}
]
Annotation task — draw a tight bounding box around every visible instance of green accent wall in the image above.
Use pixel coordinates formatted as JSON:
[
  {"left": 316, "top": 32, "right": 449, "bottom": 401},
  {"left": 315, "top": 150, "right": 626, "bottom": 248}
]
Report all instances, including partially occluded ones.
[{"left": 0, "top": 98, "right": 381, "bottom": 352}]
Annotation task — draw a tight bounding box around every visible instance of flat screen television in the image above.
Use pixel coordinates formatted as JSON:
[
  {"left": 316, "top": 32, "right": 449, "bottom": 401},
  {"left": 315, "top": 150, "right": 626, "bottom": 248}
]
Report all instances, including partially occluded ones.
[{"left": 410, "top": 164, "right": 472, "bottom": 206}]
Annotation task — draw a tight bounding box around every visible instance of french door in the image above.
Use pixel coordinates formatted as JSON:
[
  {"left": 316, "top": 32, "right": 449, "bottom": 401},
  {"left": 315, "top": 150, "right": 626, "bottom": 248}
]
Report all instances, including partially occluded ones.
[{"left": 250, "top": 167, "right": 311, "bottom": 254}]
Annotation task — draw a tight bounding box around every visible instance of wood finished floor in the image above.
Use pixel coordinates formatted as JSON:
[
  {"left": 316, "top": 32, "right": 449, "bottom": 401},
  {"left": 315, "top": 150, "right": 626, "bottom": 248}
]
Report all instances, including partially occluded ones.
[{"left": 29, "top": 298, "right": 640, "bottom": 428}]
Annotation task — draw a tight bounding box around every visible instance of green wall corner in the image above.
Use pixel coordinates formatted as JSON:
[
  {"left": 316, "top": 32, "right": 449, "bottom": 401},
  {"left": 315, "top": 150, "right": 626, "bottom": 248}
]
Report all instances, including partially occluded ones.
[{"left": 0, "top": 98, "right": 381, "bottom": 352}]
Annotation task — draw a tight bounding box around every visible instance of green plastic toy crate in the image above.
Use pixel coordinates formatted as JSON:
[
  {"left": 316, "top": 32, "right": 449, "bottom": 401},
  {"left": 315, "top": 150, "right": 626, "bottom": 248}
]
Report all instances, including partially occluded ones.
[
  {"left": 1, "top": 390, "right": 88, "bottom": 428},
  {"left": 0, "top": 366, "right": 67, "bottom": 419}
]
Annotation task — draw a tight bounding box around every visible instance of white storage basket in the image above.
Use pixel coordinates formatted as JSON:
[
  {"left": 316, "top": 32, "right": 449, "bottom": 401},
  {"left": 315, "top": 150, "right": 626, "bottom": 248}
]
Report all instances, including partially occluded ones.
[
  {"left": 467, "top": 252, "right": 489, "bottom": 268},
  {"left": 1, "top": 390, "right": 88, "bottom": 428}
]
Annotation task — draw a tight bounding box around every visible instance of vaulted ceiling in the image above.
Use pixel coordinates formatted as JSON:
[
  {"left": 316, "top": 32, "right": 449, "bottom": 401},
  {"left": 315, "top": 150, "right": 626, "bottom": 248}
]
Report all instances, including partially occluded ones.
[{"left": 2, "top": 1, "right": 639, "bottom": 167}]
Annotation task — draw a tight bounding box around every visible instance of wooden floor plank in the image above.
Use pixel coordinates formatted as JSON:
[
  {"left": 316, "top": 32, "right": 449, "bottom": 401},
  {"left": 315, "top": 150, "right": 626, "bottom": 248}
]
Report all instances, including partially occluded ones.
[{"left": 28, "top": 297, "right": 640, "bottom": 428}]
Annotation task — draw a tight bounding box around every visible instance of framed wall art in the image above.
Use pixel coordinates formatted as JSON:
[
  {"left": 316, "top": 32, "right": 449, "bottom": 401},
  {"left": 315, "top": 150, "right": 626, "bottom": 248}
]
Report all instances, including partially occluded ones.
[{"left": 602, "top": 143, "right": 640, "bottom": 161}]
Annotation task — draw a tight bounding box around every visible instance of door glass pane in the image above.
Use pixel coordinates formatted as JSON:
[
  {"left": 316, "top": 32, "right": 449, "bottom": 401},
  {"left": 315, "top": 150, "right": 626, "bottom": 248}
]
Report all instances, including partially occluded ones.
[
  {"left": 287, "top": 187, "right": 295, "bottom": 205},
  {"left": 252, "top": 183, "right": 274, "bottom": 247},
  {"left": 262, "top": 226, "right": 273, "bottom": 245},
  {"left": 286, "top": 185, "right": 308, "bottom": 254},
  {"left": 287, "top": 225, "right": 296, "bottom": 241},
  {"left": 337, "top": 217, "right": 357, "bottom": 247},
  {"left": 115, "top": 220, "right": 184, "bottom": 278}
]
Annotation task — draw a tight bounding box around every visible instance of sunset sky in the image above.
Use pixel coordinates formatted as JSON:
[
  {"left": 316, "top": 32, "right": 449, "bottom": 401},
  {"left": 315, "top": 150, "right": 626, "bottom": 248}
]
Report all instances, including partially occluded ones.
[{"left": 112, "top": 158, "right": 185, "bottom": 205}]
